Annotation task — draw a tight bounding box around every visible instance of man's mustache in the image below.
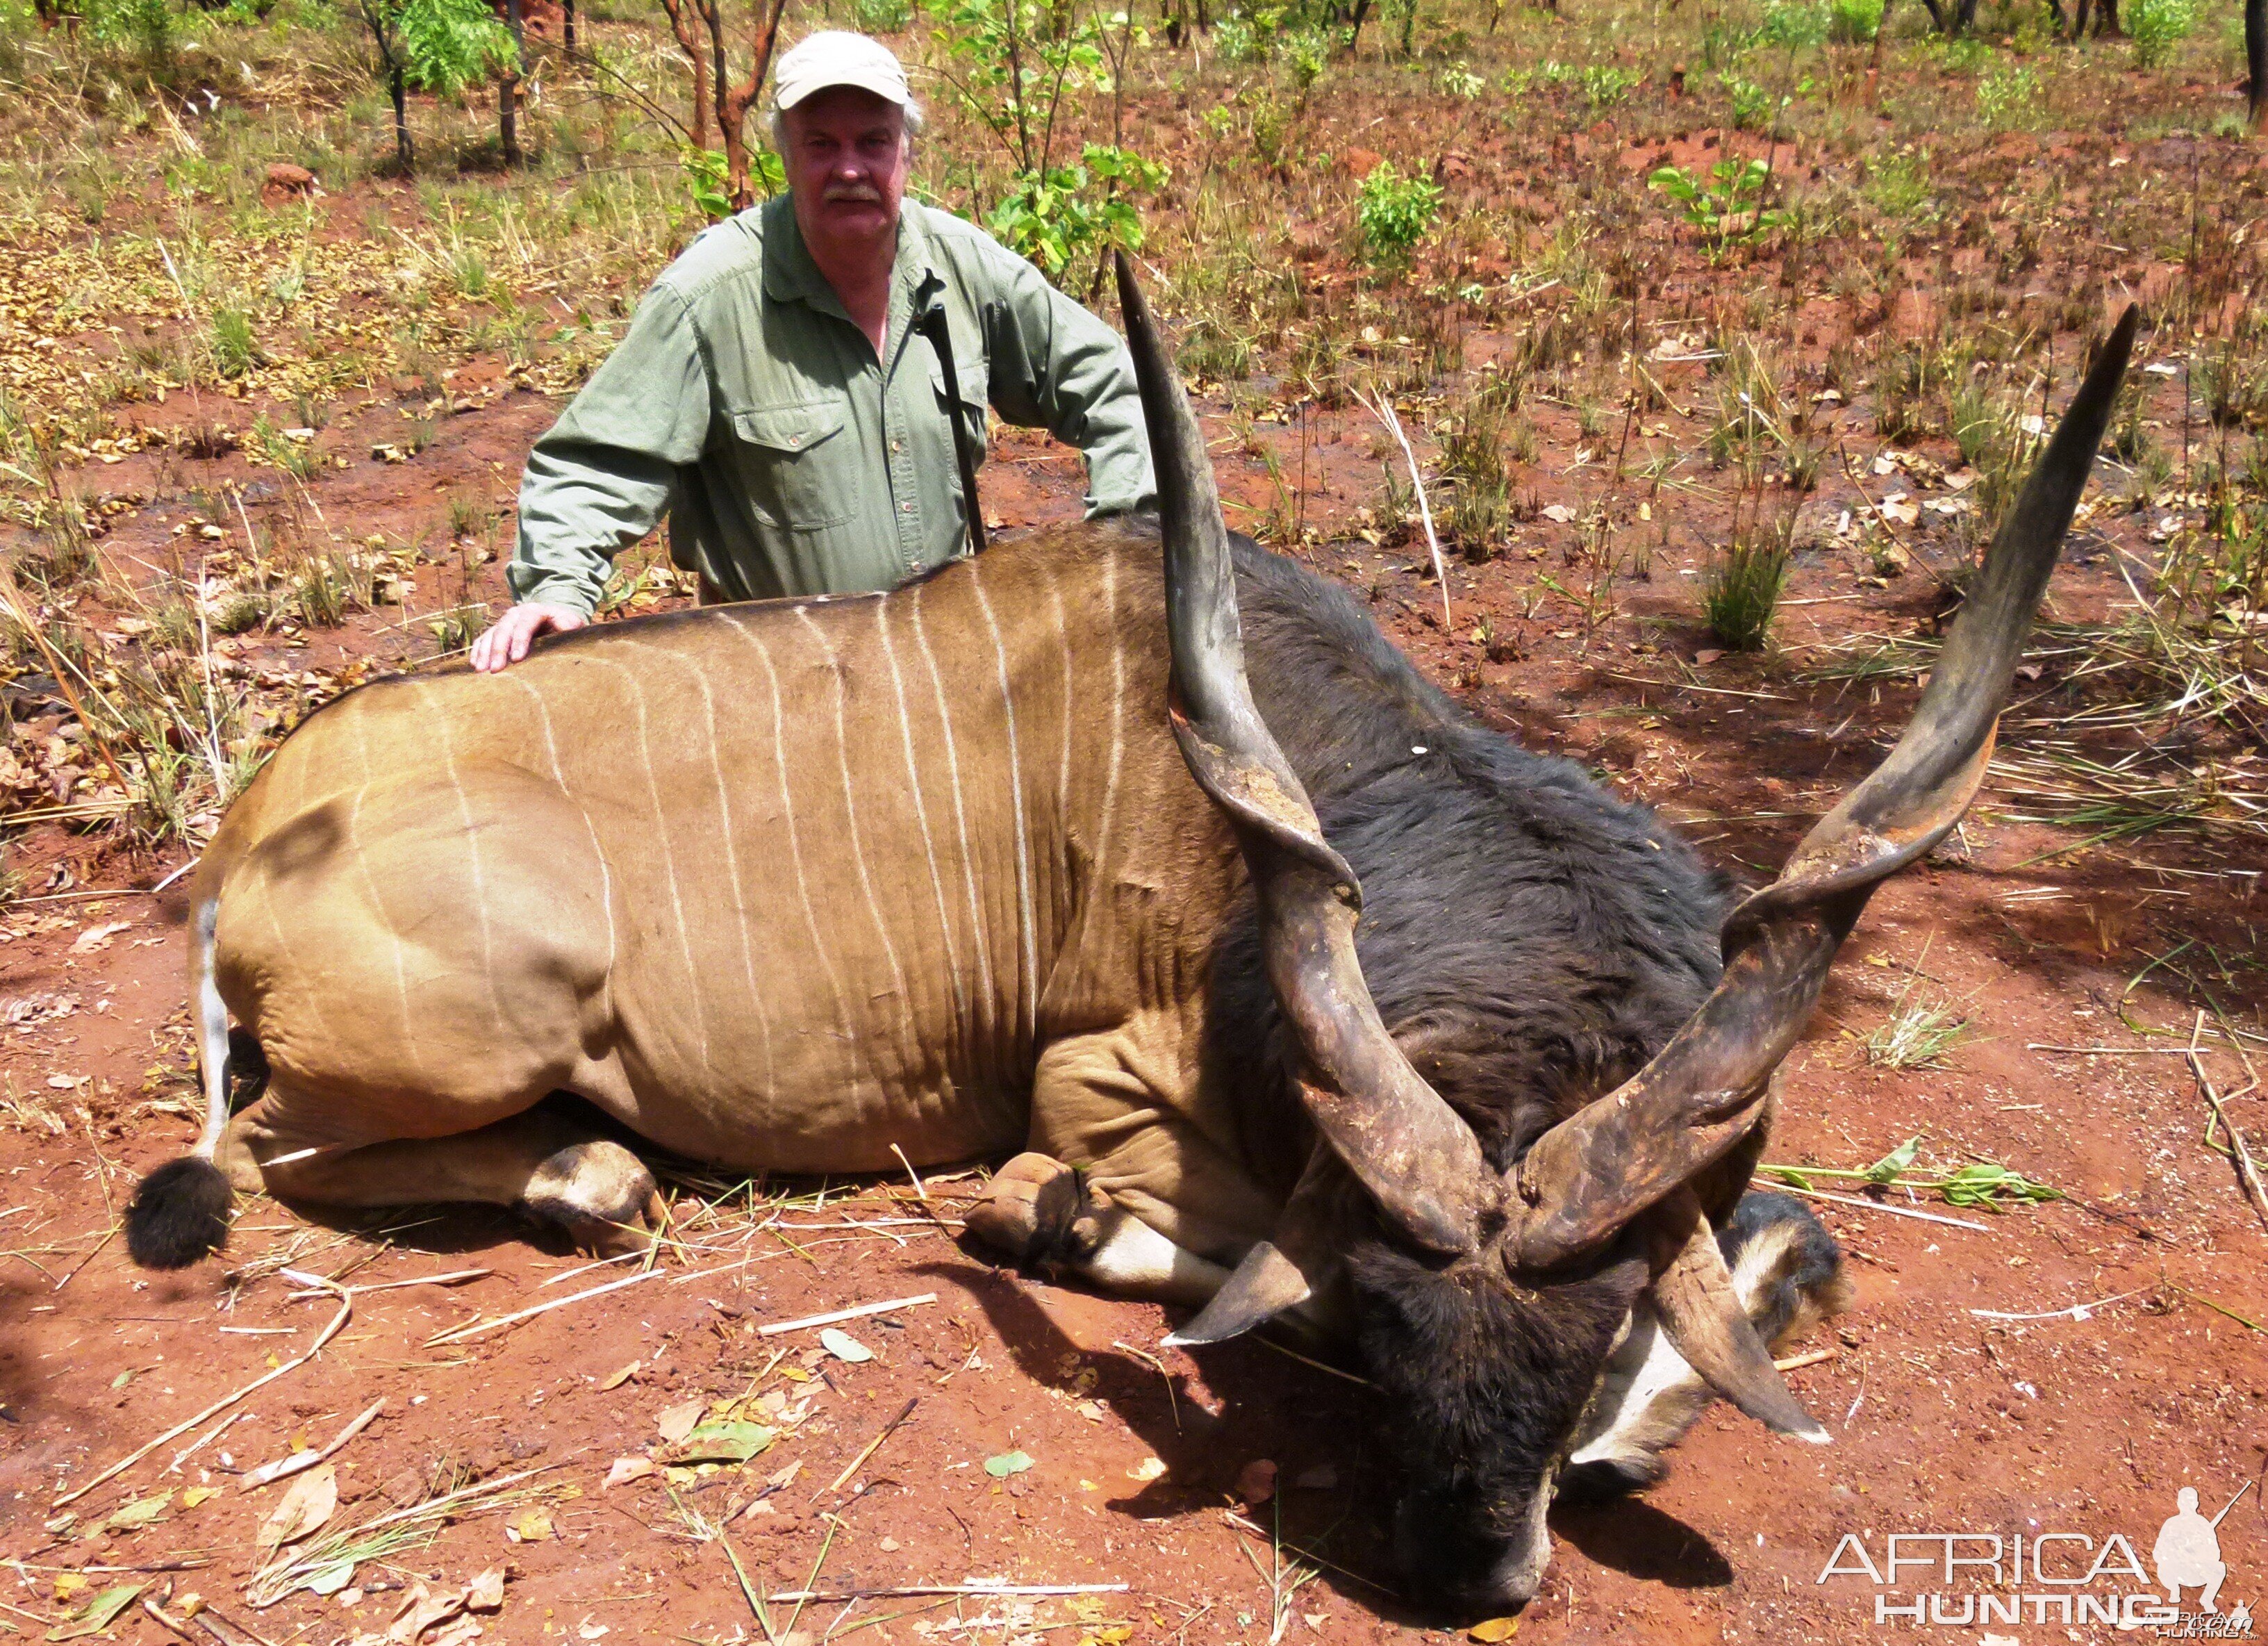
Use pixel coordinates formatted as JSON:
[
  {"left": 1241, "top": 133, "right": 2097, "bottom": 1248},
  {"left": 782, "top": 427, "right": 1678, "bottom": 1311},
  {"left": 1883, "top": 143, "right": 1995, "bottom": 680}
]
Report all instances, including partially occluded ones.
[{"left": 823, "top": 183, "right": 885, "bottom": 204}]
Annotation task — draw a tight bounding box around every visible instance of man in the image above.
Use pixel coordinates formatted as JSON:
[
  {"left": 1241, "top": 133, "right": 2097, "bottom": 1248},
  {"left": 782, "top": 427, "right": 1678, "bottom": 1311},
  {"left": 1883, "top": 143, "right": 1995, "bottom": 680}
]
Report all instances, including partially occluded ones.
[{"left": 471, "top": 30, "right": 1154, "bottom": 671}]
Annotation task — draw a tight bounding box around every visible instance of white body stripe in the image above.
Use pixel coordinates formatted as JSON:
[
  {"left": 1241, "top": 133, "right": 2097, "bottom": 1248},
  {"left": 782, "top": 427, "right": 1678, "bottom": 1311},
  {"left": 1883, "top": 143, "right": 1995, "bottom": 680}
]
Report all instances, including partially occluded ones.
[
  {"left": 875, "top": 599, "right": 968, "bottom": 1026},
  {"left": 968, "top": 566, "right": 1038, "bottom": 1042}
]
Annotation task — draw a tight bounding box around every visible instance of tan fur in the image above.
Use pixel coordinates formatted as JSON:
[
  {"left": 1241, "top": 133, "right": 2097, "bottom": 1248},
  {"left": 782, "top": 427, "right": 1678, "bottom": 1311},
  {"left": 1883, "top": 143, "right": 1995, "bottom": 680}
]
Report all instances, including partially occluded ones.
[{"left": 199, "top": 524, "right": 1290, "bottom": 1264}]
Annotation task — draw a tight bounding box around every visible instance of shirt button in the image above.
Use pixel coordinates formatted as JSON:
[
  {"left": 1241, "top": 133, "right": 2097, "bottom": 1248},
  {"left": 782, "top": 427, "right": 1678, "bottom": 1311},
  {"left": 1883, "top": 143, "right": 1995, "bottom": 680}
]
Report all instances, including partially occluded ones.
[
  {"left": 787, "top": 435, "right": 801, "bottom": 448},
  {"left": 900, "top": 500, "right": 916, "bottom": 513},
  {"left": 891, "top": 439, "right": 903, "bottom": 452}
]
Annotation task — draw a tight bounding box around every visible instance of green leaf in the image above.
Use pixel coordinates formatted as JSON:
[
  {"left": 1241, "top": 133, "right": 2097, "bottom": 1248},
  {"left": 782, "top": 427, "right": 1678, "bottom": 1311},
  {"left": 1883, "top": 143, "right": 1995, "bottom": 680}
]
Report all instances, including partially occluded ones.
[
  {"left": 1766, "top": 1166, "right": 1813, "bottom": 1191},
  {"left": 1863, "top": 1136, "right": 1921, "bottom": 1185},
  {"left": 1646, "top": 165, "right": 1700, "bottom": 201},
  {"left": 984, "top": 1450, "right": 1034, "bottom": 1477},
  {"left": 47, "top": 1584, "right": 143, "bottom": 1641},
  {"left": 668, "top": 1422, "right": 775, "bottom": 1464}
]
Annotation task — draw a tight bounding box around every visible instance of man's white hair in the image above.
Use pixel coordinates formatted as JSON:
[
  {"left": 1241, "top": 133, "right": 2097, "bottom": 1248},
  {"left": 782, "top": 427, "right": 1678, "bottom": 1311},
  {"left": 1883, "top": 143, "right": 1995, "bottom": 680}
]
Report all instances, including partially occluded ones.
[{"left": 770, "top": 96, "right": 925, "bottom": 158}]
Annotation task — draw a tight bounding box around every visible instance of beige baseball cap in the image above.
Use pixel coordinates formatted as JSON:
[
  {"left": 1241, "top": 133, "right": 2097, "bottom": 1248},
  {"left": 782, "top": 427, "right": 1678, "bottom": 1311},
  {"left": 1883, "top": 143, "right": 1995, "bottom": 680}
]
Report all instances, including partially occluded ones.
[{"left": 773, "top": 31, "right": 911, "bottom": 113}]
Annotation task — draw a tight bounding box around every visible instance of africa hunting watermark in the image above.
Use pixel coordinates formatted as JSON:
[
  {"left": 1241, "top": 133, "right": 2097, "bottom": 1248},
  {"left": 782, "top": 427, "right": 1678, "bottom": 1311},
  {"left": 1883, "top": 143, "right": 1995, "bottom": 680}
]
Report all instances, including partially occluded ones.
[{"left": 1817, "top": 1485, "right": 2255, "bottom": 1634}]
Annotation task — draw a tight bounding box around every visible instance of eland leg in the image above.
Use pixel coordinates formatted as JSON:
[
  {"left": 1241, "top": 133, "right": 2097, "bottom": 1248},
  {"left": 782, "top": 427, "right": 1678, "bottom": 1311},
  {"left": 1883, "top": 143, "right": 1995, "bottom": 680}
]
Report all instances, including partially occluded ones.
[
  {"left": 219, "top": 1088, "right": 665, "bottom": 1254},
  {"left": 965, "top": 1152, "right": 1233, "bottom": 1305}
]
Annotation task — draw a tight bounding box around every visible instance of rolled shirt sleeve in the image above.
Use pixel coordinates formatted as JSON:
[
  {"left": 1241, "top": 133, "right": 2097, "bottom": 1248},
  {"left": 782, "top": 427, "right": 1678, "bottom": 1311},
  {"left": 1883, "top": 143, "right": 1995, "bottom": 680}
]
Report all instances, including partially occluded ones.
[
  {"left": 972, "top": 238, "right": 1157, "bottom": 517},
  {"left": 508, "top": 285, "right": 714, "bottom": 615}
]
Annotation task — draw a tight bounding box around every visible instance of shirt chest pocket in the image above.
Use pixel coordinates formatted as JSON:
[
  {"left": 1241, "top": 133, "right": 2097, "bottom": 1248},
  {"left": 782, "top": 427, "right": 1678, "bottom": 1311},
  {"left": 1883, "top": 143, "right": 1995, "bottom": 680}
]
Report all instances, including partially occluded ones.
[
  {"left": 927, "top": 354, "right": 990, "bottom": 468},
  {"left": 725, "top": 402, "right": 861, "bottom": 532}
]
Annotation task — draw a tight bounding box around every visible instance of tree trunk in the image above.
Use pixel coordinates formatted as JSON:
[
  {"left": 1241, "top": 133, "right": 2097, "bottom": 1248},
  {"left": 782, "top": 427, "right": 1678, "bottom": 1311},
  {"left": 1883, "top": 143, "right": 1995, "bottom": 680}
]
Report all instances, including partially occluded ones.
[
  {"left": 391, "top": 63, "right": 413, "bottom": 171},
  {"left": 2251, "top": 0, "right": 2267, "bottom": 131},
  {"left": 499, "top": 0, "right": 524, "bottom": 166},
  {"left": 713, "top": 0, "right": 789, "bottom": 211},
  {"left": 1866, "top": 0, "right": 1890, "bottom": 103},
  {"left": 562, "top": 0, "right": 574, "bottom": 51},
  {"left": 656, "top": 0, "right": 712, "bottom": 149}
]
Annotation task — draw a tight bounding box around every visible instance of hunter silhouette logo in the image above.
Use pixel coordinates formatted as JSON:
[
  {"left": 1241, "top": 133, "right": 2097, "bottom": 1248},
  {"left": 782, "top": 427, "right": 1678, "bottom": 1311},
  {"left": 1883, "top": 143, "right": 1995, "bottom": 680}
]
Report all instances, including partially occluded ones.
[
  {"left": 1819, "top": 1480, "right": 2255, "bottom": 1633},
  {"left": 2156, "top": 1488, "right": 2237, "bottom": 1613}
]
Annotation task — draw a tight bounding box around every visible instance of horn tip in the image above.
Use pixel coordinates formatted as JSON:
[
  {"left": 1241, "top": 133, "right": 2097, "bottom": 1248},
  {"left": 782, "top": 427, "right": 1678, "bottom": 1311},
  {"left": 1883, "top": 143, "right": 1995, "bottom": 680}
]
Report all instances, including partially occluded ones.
[{"left": 1787, "top": 1420, "right": 1832, "bottom": 1445}]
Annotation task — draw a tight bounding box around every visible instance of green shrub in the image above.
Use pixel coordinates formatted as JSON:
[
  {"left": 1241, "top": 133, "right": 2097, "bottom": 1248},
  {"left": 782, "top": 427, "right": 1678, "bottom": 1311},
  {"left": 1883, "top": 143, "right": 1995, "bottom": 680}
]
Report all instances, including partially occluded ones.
[
  {"left": 852, "top": 0, "right": 913, "bottom": 28},
  {"left": 1284, "top": 25, "right": 1330, "bottom": 89},
  {"left": 1703, "top": 528, "right": 1790, "bottom": 650},
  {"left": 2129, "top": 0, "right": 2196, "bottom": 65},
  {"left": 1581, "top": 64, "right": 1639, "bottom": 106},
  {"left": 1720, "top": 72, "right": 1773, "bottom": 130},
  {"left": 1437, "top": 60, "right": 1483, "bottom": 98},
  {"left": 209, "top": 308, "right": 259, "bottom": 379},
  {"left": 1758, "top": 0, "right": 1830, "bottom": 47},
  {"left": 1827, "top": 0, "right": 1881, "bottom": 42},
  {"left": 1975, "top": 63, "right": 2041, "bottom": 125},
  {"left": 1357, "top": 161, "right": 1442, "bottom": 263}
]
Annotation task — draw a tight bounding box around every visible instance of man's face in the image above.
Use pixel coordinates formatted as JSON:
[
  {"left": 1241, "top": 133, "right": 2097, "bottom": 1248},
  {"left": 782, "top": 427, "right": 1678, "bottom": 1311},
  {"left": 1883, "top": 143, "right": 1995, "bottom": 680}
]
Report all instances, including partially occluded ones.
[{"left": 784, "top": 88, "right": 909, "bottom": 248}]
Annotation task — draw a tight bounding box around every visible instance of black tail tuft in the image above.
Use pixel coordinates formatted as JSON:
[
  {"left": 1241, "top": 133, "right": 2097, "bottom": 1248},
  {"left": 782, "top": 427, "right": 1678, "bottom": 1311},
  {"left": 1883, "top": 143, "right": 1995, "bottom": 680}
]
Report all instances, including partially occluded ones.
[{"left": 125, "top": 1156, "right": 233, "bottom": 1269}]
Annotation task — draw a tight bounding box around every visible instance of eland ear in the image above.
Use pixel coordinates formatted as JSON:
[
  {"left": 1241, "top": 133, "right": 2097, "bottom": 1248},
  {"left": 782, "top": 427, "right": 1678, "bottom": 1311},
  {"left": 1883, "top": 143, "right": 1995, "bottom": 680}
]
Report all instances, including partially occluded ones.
[
  {"left": 1164, "top": 1241, "right": 1313, "bottom": 1347},
  {"left": 1161, "top": 1144, "right": 1347, "bottom": 1349},
  {"left": 1643, "top": 1188, "right": 1828, "bottom": 1442}
]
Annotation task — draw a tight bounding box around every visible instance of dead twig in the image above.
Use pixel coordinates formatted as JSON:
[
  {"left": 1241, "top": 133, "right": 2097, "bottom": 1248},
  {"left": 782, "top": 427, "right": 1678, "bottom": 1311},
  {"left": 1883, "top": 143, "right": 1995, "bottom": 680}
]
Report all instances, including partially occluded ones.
[
  {"left": 56, "top": 1269, "right": 351, "bottom": 1508},
  {"left": 1772, "top": 1183, "right": 1992, "bottom": 1231},
  {"left": 825, "top": 1396, "right": 918, "bottom": 1494},
  {"left": 756, "top": 1293, "right": 937, "bottom": 1336},
  {"left": 2190, "top": 1017, "right": 2268, "bottom": 1237},
  {"left": 765, "top": 1583, "right": 1132, "bottom": 1603},
  {"left": 1354, "top": 387, "right": 1452, "bottom": 633},
  {"left": 240, "top": 1397, "right": 385, "bottom": 1489},
  {"left": 425, "top": 1267, "right": 663, "bottom": 1345},
  {"left": 1772, "top": 1347, "right": 1839, "bottom": 1372}
]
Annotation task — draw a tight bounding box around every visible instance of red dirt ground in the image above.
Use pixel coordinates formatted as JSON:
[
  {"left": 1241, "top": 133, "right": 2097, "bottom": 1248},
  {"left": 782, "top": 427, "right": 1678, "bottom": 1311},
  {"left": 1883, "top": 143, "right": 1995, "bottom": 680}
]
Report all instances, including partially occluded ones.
[{"left": 2, "top": 292, "right": 2266, "bottom": 1646}]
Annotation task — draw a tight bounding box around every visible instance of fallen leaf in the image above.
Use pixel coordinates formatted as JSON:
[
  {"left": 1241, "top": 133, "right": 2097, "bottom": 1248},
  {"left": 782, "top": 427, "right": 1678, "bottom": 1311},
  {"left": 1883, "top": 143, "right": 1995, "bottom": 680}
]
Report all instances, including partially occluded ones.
[
  {"left": 109, "top": 1368, "right": 136, "bottom": 1390},
  {"left": 818, "top": 1328, "right": 872, "bottom": 1363},
  {"left": 1693, "top": 648, "right": 1724, "bottom": 666},
  {"left": 257, "top": 1465, "right": 336, "bottom": 1552},
  {"left": 508, "top": 1510, "right": 553, "bottom": 1542},
  {"left": 656, "top": 1399, "right": 705, "bottom": 1445},
  {"left": 1468, "top": 1620, "right": 1520, "bottom": 1643},
  {"left": 602, "top": 1456, "right": 655, "bottom": 1488},
  {"left": 1539, "top": 503, "right": 1577, "bottom": 523},
  {"left": 465, "top": 1566, "right": 505, "bottom": 1613},
  {"left": 69, "top": 921, "right": 131, "bottom": 954},
  {"left": 765, "top": 1460, "right": 802, "bottom": 1490},
  {"left": 49, "top": 1574, "right": 86, "bottom": 1603},
  {"left": 106, "top": 1491, "right": 171, "bottom": 1530},
  {"left": 182, "top": 1486, "right": 221, "bottom": 1508},
  {"left": 599, "top": 1361, "right": 640, "bottom": 1392},
  {"left": 387, "top": 1577, "right": 463, "bottom": 1643},
  {"left": 666, "top": 1422, "right": 775, "bottom": 1464},
  {"left": 46, "top": 1582, "right": 143, "bottom": 1640},
  {"left": 1127, "top": 1456, "right": 1167, "bottom": 1483},
  {"left": 984, "top": 1450, "right": 1034, "bottom": 1478},
  {"left": 427, "top": 1620, "right": 483, "bottom": 1646},
  {"left": 1067, "top": 1596, "right": 1114, "bottom": 1622}
]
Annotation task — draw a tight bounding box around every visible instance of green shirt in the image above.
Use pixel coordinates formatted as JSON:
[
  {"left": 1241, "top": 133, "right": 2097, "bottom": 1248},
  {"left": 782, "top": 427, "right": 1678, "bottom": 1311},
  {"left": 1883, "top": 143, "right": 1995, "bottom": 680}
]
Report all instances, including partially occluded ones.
[{"left": 508, "top": 197, "right": 1157, "bottom": 614}]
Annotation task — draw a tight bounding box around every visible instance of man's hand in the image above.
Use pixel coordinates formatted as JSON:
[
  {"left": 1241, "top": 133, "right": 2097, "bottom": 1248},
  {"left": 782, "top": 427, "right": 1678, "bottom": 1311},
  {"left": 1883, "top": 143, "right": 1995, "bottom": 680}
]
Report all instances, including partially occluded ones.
[{"left": 470, "top": 602, "right": 588, "bottom": 673}]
